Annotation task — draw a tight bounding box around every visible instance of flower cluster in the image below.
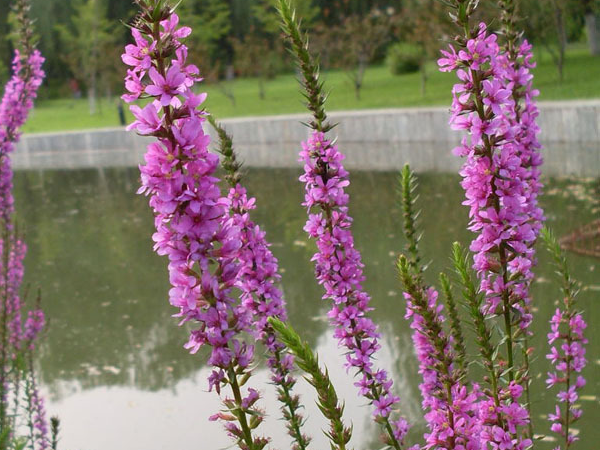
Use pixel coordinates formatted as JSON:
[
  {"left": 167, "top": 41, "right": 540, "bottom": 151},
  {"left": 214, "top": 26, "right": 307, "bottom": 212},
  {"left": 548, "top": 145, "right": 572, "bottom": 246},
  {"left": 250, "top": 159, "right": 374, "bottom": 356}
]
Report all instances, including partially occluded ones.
[
  {"left": 0, "top": 5, "right": 47, "bottom": 447},
  {"left": 439, "top": 23, "right": 542, "bottom": 332},
  {"left": 300, "top": 131, "right": 409, "bottom": 445},
  {"left": 0, "top": 49, "right": 45, "bottom": 224},
  {"left": 0, "top": 34, "right": 46, "bottom": 358},
  {"left": 26, "top": 374, "right": 49, "bottom": 450},
  {"left": 227, "top": 184, "right": 309, "bottom": 449},
  {"left": 2, "top": 237, "right": 27, "bottom": 352},
  {"left": 475, "top": 383, "right": 532, "bottom": 450},
  {"left": 438, "top": 22, "right": 538, "bottom": 450},
  {"left": 404, "top": 287, "right": 482, "bottom": 450},
  {"left": 546, "top": 307, "right": 587, "bottom": 447},
  {"left": 229, "top": 185, "right": 288, "bottom": 340},
  {"left": 123, "top": 7, "right": 266, "bottom": 449}
]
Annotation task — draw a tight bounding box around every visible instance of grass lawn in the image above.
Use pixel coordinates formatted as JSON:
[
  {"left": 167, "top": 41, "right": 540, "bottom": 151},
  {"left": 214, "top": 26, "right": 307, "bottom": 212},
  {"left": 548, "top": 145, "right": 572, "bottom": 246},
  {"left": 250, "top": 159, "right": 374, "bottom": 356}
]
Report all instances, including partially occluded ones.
[{"left": 22, "top": 46, "right": 600, "bottom": 133}]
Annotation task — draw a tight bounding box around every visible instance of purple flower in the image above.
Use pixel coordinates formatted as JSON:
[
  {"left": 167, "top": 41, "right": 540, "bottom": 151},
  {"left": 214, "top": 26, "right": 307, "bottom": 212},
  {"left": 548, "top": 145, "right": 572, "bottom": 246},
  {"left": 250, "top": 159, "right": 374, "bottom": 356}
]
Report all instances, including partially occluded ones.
[
  {"left": 123, "top": 10, "right": 268, "bottom": 449},
  {"left": 121, "top": 29, "right": 154, "bottom": 71},
  {"left": 145, "top": 66, "right": 187, "bottom": 106},
  {"left": 403, "top": 288, "right": 482, "bottom": 450},
  {"left": 127, "top": 103, "right": 162, "bottom": 135},
  {"left": 0, "top": 12, "right": 48, "bottom": 450},
  {"left": 439, "top": 21, "right": 542, "bottom": 450},
  {"left": 482, "top": 79, "right": 512, "bottom": 116},
  {"left": 298, "top": 130, "right": 410, "bottom": 444},
  {"left": 546, "top": 303, "right": 588, "bottom": 445}
]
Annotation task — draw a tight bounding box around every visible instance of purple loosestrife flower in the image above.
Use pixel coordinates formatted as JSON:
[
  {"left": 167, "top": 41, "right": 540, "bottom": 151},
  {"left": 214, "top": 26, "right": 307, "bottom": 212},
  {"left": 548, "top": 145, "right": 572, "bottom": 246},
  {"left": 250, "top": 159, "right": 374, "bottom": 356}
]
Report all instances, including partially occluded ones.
[
  {"left": 439, "top": 22, "right": 535, "bottom": 450},
  {"left": 546, "top": 307, "right": 587, "bottom": 448},
  {"left": 27, "top": 374, "right": 49, "bottom": 450},
  {"left": 228, "top": 185, "right": 288, "bottom": 351},
  {"left": 0, "top": 47, "right": 45, "bottom": 358},
  {"left": 0, "top": 4, "right": 48, "bottom": 448},
  {"left": 123, "top": 7, "right": 267, "bottom": 449},
  {"left": 499, "top": 38, "right": 544, "bottom": 269},
  {"left": 2, "top": 238, "right": 27, "bottom": 353},
  {"left": 398, "top": 255, "right": 482, "bottom": 450},
  {"left": 439, "top": 21, "right": 538, "bottom": 360},
  {"left": 300, "top": 131, "right": 409, "bottom": 445},
  {"left": 0, "top": 28, "right": 45, "bottom": 360},
  {"left": 0, "top": 49, "right": 45, "bottom": 224},
  {"left": 227, "top": 184, "right": 310, "bottom": 449}
]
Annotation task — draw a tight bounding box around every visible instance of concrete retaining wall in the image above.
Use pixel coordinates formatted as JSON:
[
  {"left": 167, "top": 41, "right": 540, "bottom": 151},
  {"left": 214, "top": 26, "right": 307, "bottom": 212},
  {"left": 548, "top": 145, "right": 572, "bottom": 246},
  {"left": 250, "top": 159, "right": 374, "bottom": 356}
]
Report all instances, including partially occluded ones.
[{"left": 13, "top": 100, "right": 600, "bottom": 176}]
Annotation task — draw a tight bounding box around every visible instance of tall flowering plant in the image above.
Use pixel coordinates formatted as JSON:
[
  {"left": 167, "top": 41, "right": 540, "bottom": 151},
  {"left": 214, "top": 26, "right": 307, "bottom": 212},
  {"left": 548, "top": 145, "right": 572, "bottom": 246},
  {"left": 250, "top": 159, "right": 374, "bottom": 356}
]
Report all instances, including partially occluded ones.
[
  {"left": 123, "top": 4, "right": 267, "bottom": 448},
  {"left": 122, "top": 2, "right": 315, "bottom": 449},
  {"left": 209, "top": 117, "right": 310, "bottom": 450},
  {"left": 276, "top": 1, "right": 587, "bottom": 449},
  {"left": 124, "top": 1, "right": 589, "bottom": 450},
  {"left": 542, "top": 228, "right": 588, "bottom": 450},
  {"left": 278, "top": 3, "right": 412, "bottom": 448},
  {"left": 0, "top": 0, "right": 50, "bottom": 449}
]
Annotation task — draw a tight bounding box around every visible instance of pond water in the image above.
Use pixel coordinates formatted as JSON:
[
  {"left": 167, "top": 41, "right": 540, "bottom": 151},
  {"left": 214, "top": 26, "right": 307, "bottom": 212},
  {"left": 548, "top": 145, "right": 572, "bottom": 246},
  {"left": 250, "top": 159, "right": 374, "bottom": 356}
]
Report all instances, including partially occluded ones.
[{"left": 12, "top": 166, "right": 600, "bottom": 450}]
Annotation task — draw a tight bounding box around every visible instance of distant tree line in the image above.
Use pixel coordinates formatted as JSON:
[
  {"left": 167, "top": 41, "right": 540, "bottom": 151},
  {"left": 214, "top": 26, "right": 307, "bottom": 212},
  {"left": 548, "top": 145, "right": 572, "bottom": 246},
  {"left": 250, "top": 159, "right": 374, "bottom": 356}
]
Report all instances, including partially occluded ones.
[{"left": 0, "top": 0, "right": 598, "bottom": 110}]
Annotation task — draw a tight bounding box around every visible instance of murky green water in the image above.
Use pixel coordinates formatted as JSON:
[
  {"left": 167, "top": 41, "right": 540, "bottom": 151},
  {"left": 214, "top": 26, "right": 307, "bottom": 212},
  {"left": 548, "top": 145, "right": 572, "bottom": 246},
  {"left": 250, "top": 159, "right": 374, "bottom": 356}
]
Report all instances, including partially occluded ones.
[{"left": 12, "top": 167, "right": 599, "bottom": 450}]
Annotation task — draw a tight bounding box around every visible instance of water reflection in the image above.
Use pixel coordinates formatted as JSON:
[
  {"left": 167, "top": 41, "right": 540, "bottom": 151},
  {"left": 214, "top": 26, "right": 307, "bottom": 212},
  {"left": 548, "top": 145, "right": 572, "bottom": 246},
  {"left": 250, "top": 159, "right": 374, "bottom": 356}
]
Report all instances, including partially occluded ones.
[{"left": 13, "top": 167, "right": 599, "bottom": 450}]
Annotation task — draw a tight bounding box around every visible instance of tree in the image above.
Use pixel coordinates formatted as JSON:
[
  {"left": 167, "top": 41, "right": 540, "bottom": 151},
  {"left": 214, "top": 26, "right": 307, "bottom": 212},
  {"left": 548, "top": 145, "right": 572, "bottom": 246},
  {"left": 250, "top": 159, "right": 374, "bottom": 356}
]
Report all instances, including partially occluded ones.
[
  {"left": 322, "top": 8, "right": 394, "bottom": 100},
  {"left": 402, "top": 0, "right": 452, "bottom": 96},
  {"left": 55, "top": 0, "right": 115, "bottom": 113},
  {"left": 231, "top": 30, "right": 282, "bottom": 100},
  {"left": 177, "top": 0, "right": 232, "bottom": 75},
  {"left": 229, "top": 0, "right": 318, "bottom": 99},
  {"left": 313, "top": 0, "right": 397, "bottom": 24},
  {"left": 583, "top": 0, "right": 600, "bottom": 54}
]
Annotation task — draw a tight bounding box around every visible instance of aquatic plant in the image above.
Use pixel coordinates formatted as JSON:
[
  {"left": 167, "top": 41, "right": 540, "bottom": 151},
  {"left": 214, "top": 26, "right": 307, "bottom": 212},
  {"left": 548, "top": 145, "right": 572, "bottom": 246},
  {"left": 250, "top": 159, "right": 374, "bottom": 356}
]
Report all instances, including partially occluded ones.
[
  {"left": 123, "top": 1, "right": 589, "bottom": 449},
  {"left": 210, "top": 116, "right": 310, "bottom": 450},
  {"left": 123, "top": 2, "right": 313, "bottom": 449},
  {"left": 542, "top": 228, "right": 588, "bottom": 449},
  {"left": 123, "top": 7, "right": 268, "bottom": 450}
]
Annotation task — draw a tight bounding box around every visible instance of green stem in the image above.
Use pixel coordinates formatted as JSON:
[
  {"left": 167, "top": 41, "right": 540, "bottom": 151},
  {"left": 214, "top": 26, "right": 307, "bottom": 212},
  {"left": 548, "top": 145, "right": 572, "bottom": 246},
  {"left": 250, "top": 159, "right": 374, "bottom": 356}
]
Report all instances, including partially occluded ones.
[
  {"left": 228, "top": 367, "right": 257, "bottom": 450},
  {"left": 397, "top": 256, "right": 458, "bottom": 448},
  {"left": 269, "top": 318, "right": 351, "bottom": 450},
  {"left": 500, "top": 245, "right": 515, "bottom": 382},
  {"left": 272, "top": 348, "right": 311, "bottom": 450}
]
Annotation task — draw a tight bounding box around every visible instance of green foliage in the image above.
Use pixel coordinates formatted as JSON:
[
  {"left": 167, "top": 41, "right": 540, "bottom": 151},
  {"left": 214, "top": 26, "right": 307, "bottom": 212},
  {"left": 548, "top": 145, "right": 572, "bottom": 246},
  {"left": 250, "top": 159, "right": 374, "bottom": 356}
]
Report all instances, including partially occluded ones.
[
  {"left": 54, "top": 0, "right": 118, "bottom": 113},
  {"left": 0, "top": 0, "right": 595, "bottom": 95},
  {"left": 177, "top": 0, "right": 231, "bottom": 70},
  {"left": 540, "top": 226, "right": 579, "bottom": 305},
  {"left": 207, "top": 115, "right": 244, "bottom": 186},
  {"left": 0, "top": 57, "right": 8, "bottom": 87},
  {"left": 269, "top": 318, "right": 352, "bottom": 450},
  {"left": 399, "top": 164, "right": 423, "bottom": 279},
  {"left": 277, "top": 0, "right": 333, "bottom": 132},
  {"left": 451, "top": 242, "right": 500, "bottom": 394},
  {"left": 386, "top": 42, "right": 421, "bottom": 75},
  {"left": 439, "top": 272, "right": 467, "bottom": 372}
]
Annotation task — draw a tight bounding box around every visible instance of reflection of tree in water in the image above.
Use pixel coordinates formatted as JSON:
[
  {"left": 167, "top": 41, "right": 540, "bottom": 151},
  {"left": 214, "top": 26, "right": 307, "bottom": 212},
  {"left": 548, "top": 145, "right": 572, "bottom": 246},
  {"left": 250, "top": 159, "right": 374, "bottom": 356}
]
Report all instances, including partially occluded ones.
[{"left": 12, "top": 167, "right": 600, "bottom": 448}]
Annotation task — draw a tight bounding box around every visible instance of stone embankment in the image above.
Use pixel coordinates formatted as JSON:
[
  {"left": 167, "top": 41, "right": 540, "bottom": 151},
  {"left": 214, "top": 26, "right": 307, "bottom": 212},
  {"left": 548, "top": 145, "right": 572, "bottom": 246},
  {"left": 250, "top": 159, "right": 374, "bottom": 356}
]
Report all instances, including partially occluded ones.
[{"left": 14, "top": 100, "right": 600, "bottom": 176}]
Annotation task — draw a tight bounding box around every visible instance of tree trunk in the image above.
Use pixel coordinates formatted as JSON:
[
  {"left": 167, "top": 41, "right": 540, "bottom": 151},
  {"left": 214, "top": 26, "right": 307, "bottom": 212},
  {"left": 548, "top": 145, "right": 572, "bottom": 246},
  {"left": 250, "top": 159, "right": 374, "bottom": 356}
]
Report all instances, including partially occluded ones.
[
  {"left": 258, "top": 78, "right": 265, "bottom": 100},
  {"left": 553, "top": 0, "right": 567, "bottom": 82},
  {"left": 88, "top": 72, "right": 97, "bottom": 115},
  {"left": 420, "top": 61, "right": 427, "bottom": 98},
  {"left": 354, "top": 59, "right": 367, "bottom": 101},
  {"left": 585, "top": 13, "right": 600, "bottom": 56}
]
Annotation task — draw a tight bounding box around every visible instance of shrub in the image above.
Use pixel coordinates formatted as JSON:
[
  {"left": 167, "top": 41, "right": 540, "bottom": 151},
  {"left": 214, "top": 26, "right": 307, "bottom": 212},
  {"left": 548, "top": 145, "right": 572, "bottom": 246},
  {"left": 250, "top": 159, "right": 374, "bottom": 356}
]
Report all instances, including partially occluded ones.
[{"left": 386, "top": 42, "right": 421, "bottom": 75}]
